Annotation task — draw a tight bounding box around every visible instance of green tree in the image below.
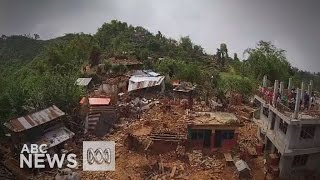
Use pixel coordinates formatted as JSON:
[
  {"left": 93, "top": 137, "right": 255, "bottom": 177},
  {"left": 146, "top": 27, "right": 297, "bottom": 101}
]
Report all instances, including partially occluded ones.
[
  {"left": 243, "top": 41, "right": 291, "bottom": 82},
  {"left": 233, "top": 53, "right": 239, "bottom": 61},
  {"left": 34, "top": 34, "right": 40, "bottom": 40},
  {"left": 220, "top": 43, "right": 228, "bottom": 58}
]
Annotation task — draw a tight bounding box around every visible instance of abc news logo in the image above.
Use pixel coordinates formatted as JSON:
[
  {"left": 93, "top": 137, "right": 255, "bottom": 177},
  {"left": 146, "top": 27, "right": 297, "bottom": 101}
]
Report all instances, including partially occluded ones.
[
  {"left": 83, "top": 141, "right": 115, "bottom": 171},
  {"left": 87, "top": 148, "right": 111, "bottom": 165}
]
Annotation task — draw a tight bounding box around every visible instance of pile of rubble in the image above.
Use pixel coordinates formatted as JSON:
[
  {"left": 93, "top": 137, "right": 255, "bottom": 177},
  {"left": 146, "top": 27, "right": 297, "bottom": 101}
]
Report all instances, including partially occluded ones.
[
  {"left": 5, "top": 92, "right": 263, "bottom": 180},
  {"left": 145, "top": 162, "right": 187, "bottom": 180},
  {"left": 0, "top": 163, "right": 14, "bottom": 180},
  {"left": 187, "top": 150, "right": 224, "bottom": 171},
  {"left": 238, "top": 122, "right": 259, "bottom": 151},
  {"left": 231, "top": 105, "right": 260, "bottom": 154},
  {"left": 118, "top": 97, "right": 160, "bottom": 118}
]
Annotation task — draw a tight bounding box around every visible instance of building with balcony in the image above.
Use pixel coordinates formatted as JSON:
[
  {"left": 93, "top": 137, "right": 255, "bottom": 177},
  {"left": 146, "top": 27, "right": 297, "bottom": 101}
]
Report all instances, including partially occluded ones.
[{"left": 253, "top": 76, "right": 320, "bottom": 179}]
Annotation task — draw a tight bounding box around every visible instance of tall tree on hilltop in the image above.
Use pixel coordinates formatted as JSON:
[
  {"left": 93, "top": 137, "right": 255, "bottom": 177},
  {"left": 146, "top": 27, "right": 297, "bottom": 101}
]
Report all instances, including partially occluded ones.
[
  {"left": 220, "top": 43, "right": 228, "bottom": 59},
  {"left": 233, "top": 53, "right": 239, "bottom": 61},
  {"left": 243, "top": 40, "right": 291, "bottom": 82}
]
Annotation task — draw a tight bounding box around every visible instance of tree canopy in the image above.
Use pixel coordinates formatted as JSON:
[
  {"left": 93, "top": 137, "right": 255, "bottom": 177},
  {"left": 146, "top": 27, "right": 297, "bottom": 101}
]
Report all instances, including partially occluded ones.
[{"left": 241, "top": 41, "right": 292, "bottom": 82}]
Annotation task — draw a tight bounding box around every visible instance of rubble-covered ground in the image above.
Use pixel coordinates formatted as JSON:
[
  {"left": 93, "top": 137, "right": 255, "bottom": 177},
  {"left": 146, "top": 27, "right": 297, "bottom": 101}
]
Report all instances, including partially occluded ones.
[{"left": 28, "top": 96, "right": 265, "bottom": 180}]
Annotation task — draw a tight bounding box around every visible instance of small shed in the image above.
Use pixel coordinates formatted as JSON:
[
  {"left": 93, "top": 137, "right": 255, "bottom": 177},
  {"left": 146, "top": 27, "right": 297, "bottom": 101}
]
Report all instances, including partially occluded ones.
[
  {"left": 235, "top": 160, "right": 251, "bottom": 178},
  {"left": 187, "top": 112, "right": 240, "bottom": 151},
  {"left": 3, "top": 105, "right": 74, "bottom": 154},
  {"left": 84, "top": 97, "right": 117, "bottom": 136}
]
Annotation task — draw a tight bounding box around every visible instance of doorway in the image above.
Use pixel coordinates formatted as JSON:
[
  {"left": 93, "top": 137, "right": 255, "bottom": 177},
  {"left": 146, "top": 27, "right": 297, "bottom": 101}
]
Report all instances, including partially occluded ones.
[
  {"left": 214, "top": 130, "right": 222, "bottom": 147},
  {"left": 203, "top": 130, "right": 212, "bottom": 148}
]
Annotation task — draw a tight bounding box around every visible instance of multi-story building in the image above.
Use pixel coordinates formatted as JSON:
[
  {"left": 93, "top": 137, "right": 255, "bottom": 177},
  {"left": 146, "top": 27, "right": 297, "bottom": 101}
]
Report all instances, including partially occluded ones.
[{"left": 253, "top": 76, "right": 320, "bottom": 179}]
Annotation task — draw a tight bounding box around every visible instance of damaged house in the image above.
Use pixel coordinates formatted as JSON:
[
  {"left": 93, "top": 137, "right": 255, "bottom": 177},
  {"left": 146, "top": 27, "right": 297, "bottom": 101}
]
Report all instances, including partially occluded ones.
[
  {"left": 97, "top": 76, "right": 129, "bottom": 99},
  {"left": 173, "top": 81, "right": 196, "bottom": 109},
  {"left": 96, "top": 70, "right": 164, "bottom": 100},
  {"left": 254, "top": 76, "right": 320, "bottom": 179},
  {"left": 128, "top": 70, "right": 165, "bottom": 93},
  {"left": 3, "top": 105, "right": 74, "bottom": 155},
  {"left": 82, "top": 97, "right": 117, "bottom": 136},
  {"left": 186, "top": 112, "right": 240, "bottom": 152}
]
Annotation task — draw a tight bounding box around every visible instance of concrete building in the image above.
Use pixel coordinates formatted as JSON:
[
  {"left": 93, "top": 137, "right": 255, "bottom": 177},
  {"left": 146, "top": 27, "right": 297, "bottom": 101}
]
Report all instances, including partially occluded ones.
[
  {"left": 253, "top": 76, "right": 320, "bottom": 179},
  {"left": 187, "top": 112, "right": 240, "bottom": 152}
]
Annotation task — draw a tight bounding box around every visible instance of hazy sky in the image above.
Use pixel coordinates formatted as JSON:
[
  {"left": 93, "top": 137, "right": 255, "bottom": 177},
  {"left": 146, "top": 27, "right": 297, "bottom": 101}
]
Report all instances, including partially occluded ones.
[{"left": 1, "top": 0, "right": 319, "bottom": 72}]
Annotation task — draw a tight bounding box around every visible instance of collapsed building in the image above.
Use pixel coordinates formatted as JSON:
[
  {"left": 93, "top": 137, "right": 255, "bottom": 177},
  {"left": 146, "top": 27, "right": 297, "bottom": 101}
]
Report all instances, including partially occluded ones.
[
  {"left": 253, "top": 76, "right": 320, "bottom": 179},
  {"left": 127, "top": 70, "right": 165, "bottom": 93},
  {"left": 186, "top": 111, "right": 240, "bottom": 152},
  {"left": 3, "top": 105, "right": 74, "bottom": 154},
  {"left": 95, "top": 70, "right": 164, "bottom": 100},
  {"left": 97, "top": 75, "right": 129, "bottom": 99},
  {"left": 173, "top": 81, "right": 196, "bottom": 109},
  {"left": 81, "top": 97, "right": 117, "bottom": 136}
]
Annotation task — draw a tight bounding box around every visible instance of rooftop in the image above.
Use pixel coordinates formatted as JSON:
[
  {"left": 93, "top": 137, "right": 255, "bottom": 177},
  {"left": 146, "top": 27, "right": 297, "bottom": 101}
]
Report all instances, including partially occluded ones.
[
  {"left": 4, "top": 105, "right": 65, "bottom": 132},
  {"left": 256, "top": 87, "right": 320, "bottom": 120},
  {"left": 128, "top": 70, "right": 165, "bottom": 92},
  {"left": 127, "top": 70, "right": 161, "bottom": 77},
  {"left": 75, "top": 78, "right": 92, "bottom": 86},
  {"left": 88, "top": 97, "right": 111, "bottom": 105},
  {"left": 187, "top": 112, "right": 239, "bottom": 126}
]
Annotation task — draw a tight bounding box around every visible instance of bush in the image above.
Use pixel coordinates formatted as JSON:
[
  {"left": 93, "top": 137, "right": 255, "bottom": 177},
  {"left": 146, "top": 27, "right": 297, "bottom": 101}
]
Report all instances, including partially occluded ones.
[{"left": 218, "top": 73, "right": 257, "bottom": 97}]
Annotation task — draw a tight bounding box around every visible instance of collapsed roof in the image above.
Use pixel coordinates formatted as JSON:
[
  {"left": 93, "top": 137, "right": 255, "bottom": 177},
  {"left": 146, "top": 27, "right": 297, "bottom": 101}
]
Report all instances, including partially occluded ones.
[
  {"left": 4, "top": 105, "right": 65, "bottom": 133},
  {"left": 34, "top": 126, "right": 75, "bottom": 150},
  {"left": 128, "top": 70, "right": 165, "bottom": 92}
]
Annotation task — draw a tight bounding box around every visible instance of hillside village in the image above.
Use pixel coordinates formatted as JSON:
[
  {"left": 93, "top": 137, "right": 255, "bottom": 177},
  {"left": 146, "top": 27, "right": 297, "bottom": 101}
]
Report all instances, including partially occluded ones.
[{"left": 0, "top": 21, "right": 320, "bottom": 180}]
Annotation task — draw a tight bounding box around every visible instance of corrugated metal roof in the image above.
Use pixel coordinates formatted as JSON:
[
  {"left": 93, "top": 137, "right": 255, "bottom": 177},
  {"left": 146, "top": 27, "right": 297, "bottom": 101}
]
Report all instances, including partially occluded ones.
[
  {"left": 127, "top": 70, "right": 164, "bottom": 92},
  {"left": 34, "top": 126, "right": 74, "bottom": 150},
  {"left": 128, "top": 76, "right": 165, "bottom": 92},
  {"left": 143, "top": 70, "right": 160, "bottom": 77},
  {"left": 4, "top": 105, "right": 65, "bottom": 132},
  {"left": 88, "top": 98, "right": 111, "bottom": 105},
  {"left": 75, "top": 78, "right": 92, "bottom": 86}
]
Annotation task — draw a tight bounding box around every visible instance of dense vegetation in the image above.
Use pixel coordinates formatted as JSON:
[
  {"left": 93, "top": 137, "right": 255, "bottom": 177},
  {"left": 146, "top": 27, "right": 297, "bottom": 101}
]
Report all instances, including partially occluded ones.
[{"left": 0, "top": 20, "right": 319, "bottom": 135}]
